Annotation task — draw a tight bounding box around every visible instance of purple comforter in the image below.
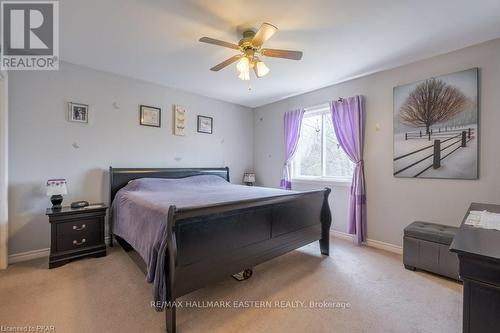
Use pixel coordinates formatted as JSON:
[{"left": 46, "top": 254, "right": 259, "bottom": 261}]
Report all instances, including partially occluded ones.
[{"left": 112, "top": 175, "right": 296, "bottom": 309}]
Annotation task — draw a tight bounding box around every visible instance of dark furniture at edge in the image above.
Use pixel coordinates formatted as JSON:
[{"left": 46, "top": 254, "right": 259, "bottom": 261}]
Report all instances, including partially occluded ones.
[
  {"left": 109, "top": 167, "right": 332, "bottom": 333},
  {"left": 46, "top": 204, "right": 107, "bottom": 268},
  {"left": 450, "top": 202, "right": 500, "bottom": 333}
]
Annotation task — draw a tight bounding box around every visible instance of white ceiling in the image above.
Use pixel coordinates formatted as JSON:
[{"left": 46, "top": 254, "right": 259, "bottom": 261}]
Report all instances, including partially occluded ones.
[{"left": 60, "top": 0, "right": 500, "bottom": 108}]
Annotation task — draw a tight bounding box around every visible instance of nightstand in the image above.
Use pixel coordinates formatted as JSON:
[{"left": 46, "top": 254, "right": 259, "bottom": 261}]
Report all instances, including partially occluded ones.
[{"left": 46, "top": 204, "right": 107, "bottom": 268}]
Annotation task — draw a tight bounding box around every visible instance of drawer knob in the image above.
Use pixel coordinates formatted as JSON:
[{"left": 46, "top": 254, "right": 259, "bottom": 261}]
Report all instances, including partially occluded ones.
[
  {"left": 73, "top": 238, "right": 86, "bottom": 246},
  {"left": 73, "top": 224, "right": 86, "bottom": 231}
]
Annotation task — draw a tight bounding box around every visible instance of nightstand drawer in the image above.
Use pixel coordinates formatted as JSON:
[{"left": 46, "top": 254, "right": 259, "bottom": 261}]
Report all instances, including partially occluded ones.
[
  {"left": 56, "top": 218, "right": 101, "bottom": 238},
  {"left": 56, "top": 229, "right": 101, "bottom": 252}
]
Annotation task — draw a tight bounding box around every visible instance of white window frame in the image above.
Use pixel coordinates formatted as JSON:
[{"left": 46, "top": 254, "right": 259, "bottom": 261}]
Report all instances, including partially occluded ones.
[{"left": 291, "top": 104, "right": 353, "bottom": 186}]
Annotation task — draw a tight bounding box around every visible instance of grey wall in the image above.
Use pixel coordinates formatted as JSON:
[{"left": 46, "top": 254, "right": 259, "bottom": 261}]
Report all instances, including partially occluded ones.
[
  {"left": 292, "top": 180, "right": 351, "bottom": 236},
  {"left": 0, "top": 72, "right": 8, "bottom": 268},
  {"left": 254, "top": 38, "right": 500, "bottom": 246},
  {"left": 8, "top": 62, "right": 253, "bottom": 255}
]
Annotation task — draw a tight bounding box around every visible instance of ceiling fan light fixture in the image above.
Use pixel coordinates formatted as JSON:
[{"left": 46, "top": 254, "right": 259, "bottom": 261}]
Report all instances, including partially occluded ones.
[
  {"left": 255, "top": 60, "right": 270, "bottom": 77},
  {"left": 238, "top": 69, "right": 250, "bottom": 81},
  {"left": 236, "top": 56, "right": 250, "bottom": 73},
  {"left": 199, "top": 22, "right": 302, "bottom": 82}
]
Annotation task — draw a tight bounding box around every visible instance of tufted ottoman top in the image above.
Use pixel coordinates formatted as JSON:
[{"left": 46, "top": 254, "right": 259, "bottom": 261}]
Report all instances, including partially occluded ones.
[{"left": 404, "top": 221, "right": 459, "bottom": 245}]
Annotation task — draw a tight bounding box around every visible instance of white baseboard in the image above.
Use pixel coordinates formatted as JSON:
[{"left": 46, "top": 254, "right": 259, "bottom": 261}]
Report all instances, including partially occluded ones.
[
  {"left": 330, "top": 230, "right": 354, "bottom": 241},
  {"left": 330, "top": 230, "right": 403, "bottom": 255},
  {"left": 365, "top": 238, "right": 403, "bottom": 255},
  {"left": 8, "top": 236, "right": 112, "bottom": 265},
  {"left": 8, "top": 233, "right": 401, "bottom": 265},
  {"left": 8, "top": 247, "right": 50, "bottom": 264}
]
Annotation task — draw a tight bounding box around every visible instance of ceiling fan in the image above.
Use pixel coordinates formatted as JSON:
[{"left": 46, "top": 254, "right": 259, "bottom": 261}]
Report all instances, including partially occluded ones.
[{"left": 199, "top": 23, "right": 303, "bottom": 81}]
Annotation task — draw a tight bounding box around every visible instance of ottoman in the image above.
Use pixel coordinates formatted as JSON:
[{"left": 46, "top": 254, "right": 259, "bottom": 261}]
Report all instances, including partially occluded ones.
[{"left": 403, "top": 221, "right": 460, "bottom": 280}]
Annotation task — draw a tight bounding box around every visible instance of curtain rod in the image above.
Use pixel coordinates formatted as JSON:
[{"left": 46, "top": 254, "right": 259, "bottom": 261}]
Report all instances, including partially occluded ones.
[{"left": 302, "top": 97, "right": 344, "bottom": 112}]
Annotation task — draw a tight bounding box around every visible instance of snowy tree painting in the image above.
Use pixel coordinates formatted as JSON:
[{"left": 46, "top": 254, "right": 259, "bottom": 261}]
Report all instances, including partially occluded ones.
[{"left": 393, "top": 68, "right": 478, "bottom": 179}]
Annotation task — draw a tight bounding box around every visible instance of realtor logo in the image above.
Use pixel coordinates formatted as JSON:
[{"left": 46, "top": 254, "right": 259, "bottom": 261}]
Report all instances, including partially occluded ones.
[{"left": 1, "top": 0, "right": 59, "bottom": 70}]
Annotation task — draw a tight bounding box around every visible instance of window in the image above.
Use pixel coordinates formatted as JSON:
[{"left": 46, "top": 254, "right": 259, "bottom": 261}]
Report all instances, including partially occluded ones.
[{"left": 292, "top": 105, "right": 354, "bottom": 182}]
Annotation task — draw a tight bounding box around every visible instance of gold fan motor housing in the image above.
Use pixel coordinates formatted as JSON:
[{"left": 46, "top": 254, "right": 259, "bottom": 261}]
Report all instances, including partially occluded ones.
[{"left": 238, "top": 30, "right": 258, "bottom": 57}]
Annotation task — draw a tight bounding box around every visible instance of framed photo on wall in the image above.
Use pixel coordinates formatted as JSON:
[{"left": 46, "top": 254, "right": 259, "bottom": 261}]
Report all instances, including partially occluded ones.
[
  {"left": 197, "top": 115, "right": 213, "bottom": 134},
  {"left": 140, "top": 105, "right": 161, "bottom": 127},
  {"left": 68, "top": 102, "right": 89, "bottom": 124}
]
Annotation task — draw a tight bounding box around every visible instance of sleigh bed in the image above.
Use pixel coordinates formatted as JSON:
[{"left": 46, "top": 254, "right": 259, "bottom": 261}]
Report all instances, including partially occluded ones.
[{"left": 109, "top": 167, "right": 331, "bottom": 333}]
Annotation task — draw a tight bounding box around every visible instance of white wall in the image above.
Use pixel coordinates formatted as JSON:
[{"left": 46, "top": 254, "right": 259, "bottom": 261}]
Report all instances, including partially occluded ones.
[
  {"left": 8, "top": 62, "right": 253, "bottom": 255},
  {"left": 0, "top": 71, "right": 8, "bottom": 268},
  {"left": 254, "top": 38, "right": 500, "bottom": 247}
]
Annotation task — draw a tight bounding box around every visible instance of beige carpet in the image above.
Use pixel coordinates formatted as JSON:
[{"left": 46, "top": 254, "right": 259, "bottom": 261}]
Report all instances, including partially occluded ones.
[{"left": 0, "top": 236, "right": 462, "bottom": 333}]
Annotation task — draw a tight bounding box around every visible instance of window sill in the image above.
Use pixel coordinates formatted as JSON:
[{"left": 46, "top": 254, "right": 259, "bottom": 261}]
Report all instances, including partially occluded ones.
[{"left": 292, "top": 177, "right": 351, "bottom": 188}]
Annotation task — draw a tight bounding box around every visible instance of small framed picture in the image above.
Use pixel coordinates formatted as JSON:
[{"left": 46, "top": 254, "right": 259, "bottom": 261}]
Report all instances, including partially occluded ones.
[
  {"left": 140, "top": 105, "right": 161, "bottom": 127},
  {"left": 173, "top": 105, "right": 186, "bottom": 136},
  {"left": 197, "top": 115, "right": 213, "bottom": 134},
  {"left": 68, "top": 102, "right": 89, "bottom": 123}
]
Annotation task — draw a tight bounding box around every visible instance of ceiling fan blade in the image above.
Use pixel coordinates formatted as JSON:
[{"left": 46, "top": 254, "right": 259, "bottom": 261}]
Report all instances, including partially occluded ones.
[
  {"left": 210, "top": 55, "right": 242, "bottom": 71},
  {"left": 260, "top": 48, "right": 303, "bottom": 60},
  {"left": 252, "top": 23, "right": 278, "bottom": 48},
  {"left": 199, "top": 37, "right": 240, "bottom": 50}
]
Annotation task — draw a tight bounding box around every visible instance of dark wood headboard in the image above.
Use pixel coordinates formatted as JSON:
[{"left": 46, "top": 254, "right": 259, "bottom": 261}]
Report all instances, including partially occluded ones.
[{"left": 109, "top": 167, "right": 230, "bottom": 204}]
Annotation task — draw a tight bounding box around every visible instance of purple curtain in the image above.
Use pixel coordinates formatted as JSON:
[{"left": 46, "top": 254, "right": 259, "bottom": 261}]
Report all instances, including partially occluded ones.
[
  {"left": 280, "top": 109, "right": 305, "bottom": 190},
  {"left": 330, "top": 96, "right": 366, "bottom": 245}
]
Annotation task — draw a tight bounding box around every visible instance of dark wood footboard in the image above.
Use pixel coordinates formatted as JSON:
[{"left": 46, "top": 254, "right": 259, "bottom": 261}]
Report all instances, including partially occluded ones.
[
  {"left": 164, "top": 188, "right": 331, "bottom": 333},
  {"left": 108, "top": 167, "right": 331, "bottom": 333}
]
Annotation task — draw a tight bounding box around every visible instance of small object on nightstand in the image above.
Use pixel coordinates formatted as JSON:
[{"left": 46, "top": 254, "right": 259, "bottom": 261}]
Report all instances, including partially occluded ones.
[
  {"left": 46, "top": 203, "right": 107, "bottom": 269},
  {"left": 243, "top": 172, "right": 256, "bottom": 186},
  {"left": 46, "top": 179, "right": 68, "bottom": 210},
  {"left": 71, "top": 200, "right": 89, "bottom": 209}
]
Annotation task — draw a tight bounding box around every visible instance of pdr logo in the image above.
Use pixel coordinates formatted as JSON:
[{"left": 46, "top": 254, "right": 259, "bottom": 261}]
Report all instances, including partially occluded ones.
[{"left": 1, "top": 1, "right": 59, "bottom": 70}]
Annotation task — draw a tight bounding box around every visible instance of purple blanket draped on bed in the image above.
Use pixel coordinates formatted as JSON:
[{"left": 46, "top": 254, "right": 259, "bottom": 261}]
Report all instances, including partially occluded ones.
[{"left": 112, "top": 175, "right": 296, "bottom": 309}]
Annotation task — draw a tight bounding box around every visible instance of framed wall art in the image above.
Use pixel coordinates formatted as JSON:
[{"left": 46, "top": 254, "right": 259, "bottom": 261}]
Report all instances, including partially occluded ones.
[
  {"left": 173, "top": 105, "right": 186, "bottom": 136},
  {"left": 68, "top": 102, "right": 89, "bottom": 124},
  {"left": 140, "top": 105, "right": 161, "bottom": 127},
  {"left": 393, "top": 68, "right": 478, "bottom": 179},
  {"left": 197, "top": 115, "right": 213, "bottom": 134}
]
